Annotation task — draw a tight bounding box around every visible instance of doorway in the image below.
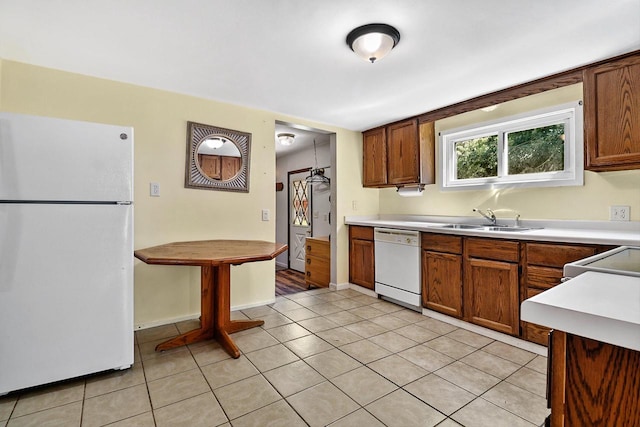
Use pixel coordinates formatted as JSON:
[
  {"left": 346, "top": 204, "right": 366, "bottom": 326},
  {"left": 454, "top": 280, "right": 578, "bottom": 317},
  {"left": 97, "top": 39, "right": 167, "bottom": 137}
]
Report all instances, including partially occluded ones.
[{"left": 274, "top": 121, "right": 334, "bottom": 295}]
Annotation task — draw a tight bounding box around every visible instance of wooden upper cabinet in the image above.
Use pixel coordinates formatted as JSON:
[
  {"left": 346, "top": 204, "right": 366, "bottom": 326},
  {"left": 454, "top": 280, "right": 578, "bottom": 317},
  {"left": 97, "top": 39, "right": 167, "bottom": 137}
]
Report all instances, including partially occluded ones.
[
  {"left": 362, "top": 127, "right": 387, "bottom": 187},
  {"left": 387, "top": 119, "right": 419, "bottom": 184},
  {"left": 362, "top": 119, "right": 434, "bottom": 187},
  {"left": 584, "top": 53, "right": 640, "bottom": 171}
]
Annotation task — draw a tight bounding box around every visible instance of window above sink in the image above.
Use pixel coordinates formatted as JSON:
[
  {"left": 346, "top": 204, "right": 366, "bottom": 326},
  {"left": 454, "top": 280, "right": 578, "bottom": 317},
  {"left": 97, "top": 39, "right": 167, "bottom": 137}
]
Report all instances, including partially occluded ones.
[{"left": 439, "top": 101, "right": 584, "bottom": 191}]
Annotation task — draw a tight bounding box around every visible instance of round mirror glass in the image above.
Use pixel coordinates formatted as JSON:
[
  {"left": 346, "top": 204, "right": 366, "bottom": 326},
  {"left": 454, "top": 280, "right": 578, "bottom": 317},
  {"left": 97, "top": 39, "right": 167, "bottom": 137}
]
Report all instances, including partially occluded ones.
[{"left": 195, "top": 135, "right": 242, "bottom": 181}]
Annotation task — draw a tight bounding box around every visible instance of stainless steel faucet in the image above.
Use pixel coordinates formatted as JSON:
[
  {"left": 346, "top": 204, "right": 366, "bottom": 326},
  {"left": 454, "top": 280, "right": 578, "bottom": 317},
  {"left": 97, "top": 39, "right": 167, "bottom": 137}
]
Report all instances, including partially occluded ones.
[{"left": 473, "top": 208, "right": 497, "bottom": 225}]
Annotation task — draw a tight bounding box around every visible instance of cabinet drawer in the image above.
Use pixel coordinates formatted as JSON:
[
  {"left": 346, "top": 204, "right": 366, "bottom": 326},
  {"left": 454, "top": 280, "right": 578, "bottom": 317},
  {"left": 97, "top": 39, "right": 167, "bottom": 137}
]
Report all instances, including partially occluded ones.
[
  {"left": 465, "top": 237, "right": 519, "bottom": 262},
  {"left": 526, "top": 265, "right": 563, "bottom": 290},
  {"left": 349, "top": 225, "right": 374, "bottom": 241},
  {"left": 525, "top": 322, "right": 551, "bottom": 346},
  {"left": 306, "top": 238, "right": 330, "bottom": 259},
  {"left": 422, "top": 233, "right": 462, "bottom": 254},
  {"left": 305, "top": 255, "right": 330, "bottom": 286},
  {"left": 526, "top": 243, "right": 596, "bottom": 268}
]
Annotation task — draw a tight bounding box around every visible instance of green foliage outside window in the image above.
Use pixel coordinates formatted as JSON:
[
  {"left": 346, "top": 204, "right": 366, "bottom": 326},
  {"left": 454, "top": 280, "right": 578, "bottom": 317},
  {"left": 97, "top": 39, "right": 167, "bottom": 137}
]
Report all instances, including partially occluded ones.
[
  {"left": 456, "top": 135, "right": 498, "bottom": 179},
  {"left": 507, "top": 124, "right": 565, "bottom": 175},
  {"left": 455, "top": 124, "right": 565, "bottom": 179}
]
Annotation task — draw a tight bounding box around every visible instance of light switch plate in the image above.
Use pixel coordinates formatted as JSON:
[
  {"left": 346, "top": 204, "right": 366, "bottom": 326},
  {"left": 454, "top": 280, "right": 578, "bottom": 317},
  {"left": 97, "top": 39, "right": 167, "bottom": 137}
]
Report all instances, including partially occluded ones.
[
  {"left": 261, "top": 209, "right": 270, "bottom": 221},
  {"left": 150, "top": 182, "right": 160, "bottom": 197}
]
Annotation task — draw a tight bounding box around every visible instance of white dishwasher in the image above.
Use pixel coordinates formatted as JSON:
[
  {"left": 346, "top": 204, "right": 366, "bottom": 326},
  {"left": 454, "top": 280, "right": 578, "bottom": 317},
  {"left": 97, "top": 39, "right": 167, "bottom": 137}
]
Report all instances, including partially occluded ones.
[{"left": 374, "top": 228, "right": 421, "bottom": 309}]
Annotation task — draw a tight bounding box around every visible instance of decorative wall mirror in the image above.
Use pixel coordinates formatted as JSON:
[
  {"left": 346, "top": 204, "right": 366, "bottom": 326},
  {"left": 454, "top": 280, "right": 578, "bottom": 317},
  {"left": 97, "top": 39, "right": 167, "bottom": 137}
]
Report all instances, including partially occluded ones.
[{"left": 185, "top": 121, "right": 251, "bottom": 192}]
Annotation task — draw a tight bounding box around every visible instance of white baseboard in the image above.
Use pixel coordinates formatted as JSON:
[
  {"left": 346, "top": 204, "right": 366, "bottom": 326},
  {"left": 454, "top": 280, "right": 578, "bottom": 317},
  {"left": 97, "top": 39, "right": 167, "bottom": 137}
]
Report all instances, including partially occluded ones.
[
  {"left": 422, "top": 308, "right": 548, "bottom": 356},
  {"left": 231, "top": 297, "right": 277, "bottom": 311},
  {"left": 330, "top": 281, "right": 351, "bottom": 291},
  {"left": 135, "top": 313, "right": 200, "bottom": 331},
  {"left": 134, "top": 298, "right": 277, "bottom": 331},
  {"left": 345, "top": 282, "right": 378, "bottom": 298}
]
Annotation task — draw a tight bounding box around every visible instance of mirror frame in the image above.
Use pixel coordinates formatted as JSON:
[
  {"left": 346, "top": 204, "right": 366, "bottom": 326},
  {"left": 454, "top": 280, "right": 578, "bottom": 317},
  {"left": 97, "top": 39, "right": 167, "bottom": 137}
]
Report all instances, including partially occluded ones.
[{"left": 185, "top": 121, "right": 251, "bottom": 192}]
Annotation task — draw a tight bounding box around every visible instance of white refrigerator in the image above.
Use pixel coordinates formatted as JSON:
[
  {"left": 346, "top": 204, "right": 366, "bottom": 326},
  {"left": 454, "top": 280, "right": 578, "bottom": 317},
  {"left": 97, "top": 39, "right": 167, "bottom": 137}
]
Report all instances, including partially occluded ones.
[{"left": 0, "top": 112, "right": 134, "bottom": 395}]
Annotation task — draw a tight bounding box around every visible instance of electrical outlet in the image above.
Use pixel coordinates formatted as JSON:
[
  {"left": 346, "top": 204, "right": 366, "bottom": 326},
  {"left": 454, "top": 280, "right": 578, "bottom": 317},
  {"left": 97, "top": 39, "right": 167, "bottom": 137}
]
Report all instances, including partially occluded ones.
[
  {"left": 352, "top": 200, "right": 358, "bottom": 211},
  {"left": 610, "top": 205, "right": 630, "bottom": 221},
  {"left": 150, "top": 182, "right": 160, "bottom": 197},
  {"left": 261, "top": 209, "right": 270, "bottom": 221}
]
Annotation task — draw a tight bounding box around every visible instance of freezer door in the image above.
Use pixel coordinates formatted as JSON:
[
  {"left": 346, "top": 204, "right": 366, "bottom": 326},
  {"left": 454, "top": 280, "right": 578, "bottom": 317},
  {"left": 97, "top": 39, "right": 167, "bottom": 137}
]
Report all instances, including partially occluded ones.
[
  {"left": 0, "top": 203, "right": 133, "bottom": 394},
  {"left": 0, "top": 113, "right": 133, "bottom": 202}
]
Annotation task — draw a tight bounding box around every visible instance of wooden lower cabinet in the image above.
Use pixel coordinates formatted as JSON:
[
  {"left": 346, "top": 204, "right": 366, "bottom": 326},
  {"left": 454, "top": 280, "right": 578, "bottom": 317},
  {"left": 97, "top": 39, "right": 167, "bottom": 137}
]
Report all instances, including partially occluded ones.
[
  {"left": 522, "top": 242, "right": 607, "bottom": 345},
  {"left": 464, "top": 257, "right": 519, "bottom": 335},
  {"left": 422, "top": 234, "right": 463, "bottom": 318},
  {"left": 349, "top": 226, "right": 375, "bottom": 290},
  {"left": 305, "top": 237, "right": 330, "bottom": 288},
  {"left": 548, "top": 330, "right": 640, "bottom": 426},
  {"left": 464, "top": 238, "right": 520, "bottom": 336}
]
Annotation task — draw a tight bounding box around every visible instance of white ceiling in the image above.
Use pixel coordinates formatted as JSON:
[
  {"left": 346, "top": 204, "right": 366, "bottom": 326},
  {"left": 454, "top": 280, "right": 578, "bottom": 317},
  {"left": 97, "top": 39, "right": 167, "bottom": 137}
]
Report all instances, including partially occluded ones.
[{"left": 0, "top": 0, "right": 638, "bottom": 133}]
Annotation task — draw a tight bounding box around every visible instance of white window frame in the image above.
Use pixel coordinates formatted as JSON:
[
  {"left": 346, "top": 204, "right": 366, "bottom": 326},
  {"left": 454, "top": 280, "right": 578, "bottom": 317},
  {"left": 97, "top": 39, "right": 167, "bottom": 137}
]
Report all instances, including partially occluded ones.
[{"left": 439, "top": 101, "right": 584, "bottom": 191}]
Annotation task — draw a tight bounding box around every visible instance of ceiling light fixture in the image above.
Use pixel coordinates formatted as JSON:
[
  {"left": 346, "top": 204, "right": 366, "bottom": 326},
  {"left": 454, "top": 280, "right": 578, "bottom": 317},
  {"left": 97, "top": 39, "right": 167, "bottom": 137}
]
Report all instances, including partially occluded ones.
[
  {"left": 277, "top": 133, "right": 295, "bottom": 146},
  {"left": 346, "top": 23, "right": 400, "bottom": 63},
  {"left": 204, "top": 137, "right": 224, "bottom": 149}
]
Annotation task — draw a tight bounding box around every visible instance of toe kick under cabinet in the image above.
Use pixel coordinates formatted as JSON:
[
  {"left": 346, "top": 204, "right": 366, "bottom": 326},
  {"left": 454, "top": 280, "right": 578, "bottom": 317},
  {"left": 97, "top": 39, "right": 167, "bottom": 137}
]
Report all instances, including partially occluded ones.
[{"left": 305, "top": 236, "right": 330, "bottom": 288}]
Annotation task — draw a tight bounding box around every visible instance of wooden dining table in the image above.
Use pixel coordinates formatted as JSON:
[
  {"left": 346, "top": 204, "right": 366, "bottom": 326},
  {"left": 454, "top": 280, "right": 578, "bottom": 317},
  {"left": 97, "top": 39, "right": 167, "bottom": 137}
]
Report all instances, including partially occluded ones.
[{"left": 134, "top": 240, "right": 287, "bottom": 358}]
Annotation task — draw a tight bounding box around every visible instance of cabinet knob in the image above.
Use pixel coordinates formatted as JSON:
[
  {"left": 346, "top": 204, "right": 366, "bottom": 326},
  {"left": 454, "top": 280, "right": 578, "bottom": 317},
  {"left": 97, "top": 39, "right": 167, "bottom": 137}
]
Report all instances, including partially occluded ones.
[
  {"left": 306, "top": 271, "right": 311, "bottom": 277},
  {"left": 306, "top": 259, "right": 311, "bottom": 264},
  {"left": 307, "top": 245, "right": 311, "bottom": 251}
]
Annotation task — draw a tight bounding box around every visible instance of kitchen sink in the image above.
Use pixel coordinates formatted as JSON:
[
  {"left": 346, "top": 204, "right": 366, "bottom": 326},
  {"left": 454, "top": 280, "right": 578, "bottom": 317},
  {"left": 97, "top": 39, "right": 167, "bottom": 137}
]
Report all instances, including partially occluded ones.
[
  {"left": 437, "top": 224, "right": 537, "bottom": 232},
  {"left": 483, "top": 226, "right": 534, "bottom": 232}
]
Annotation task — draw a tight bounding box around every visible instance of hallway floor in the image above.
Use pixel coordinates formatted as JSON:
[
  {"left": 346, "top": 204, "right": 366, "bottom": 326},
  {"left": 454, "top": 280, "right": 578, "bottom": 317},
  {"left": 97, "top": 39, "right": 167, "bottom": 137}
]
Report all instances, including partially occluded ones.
[{"left": 0, "top": 287, "right": 549, "bottom": 426}]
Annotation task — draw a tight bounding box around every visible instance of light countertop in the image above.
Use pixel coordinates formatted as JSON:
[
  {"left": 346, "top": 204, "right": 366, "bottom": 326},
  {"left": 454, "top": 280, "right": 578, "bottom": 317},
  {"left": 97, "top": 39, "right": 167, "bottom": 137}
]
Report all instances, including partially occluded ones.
[
  {"left": 521, "top": 271, "right": 640, "bottom": 351},
  {"left": 344, "top": 215, "right": 640, "bottom": 246}
]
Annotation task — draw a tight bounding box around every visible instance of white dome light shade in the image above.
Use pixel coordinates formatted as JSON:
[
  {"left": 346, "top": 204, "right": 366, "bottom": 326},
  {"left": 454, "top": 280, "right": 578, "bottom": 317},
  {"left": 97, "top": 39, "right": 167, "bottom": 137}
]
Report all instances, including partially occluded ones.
[
  {"left": 277, "top": 133, "right": 295, "bottom": 146},
  {"left": 346, "top": 24, "right": 400, "bottom": 63},
  {"left": 204, "top": 137, "right": 224, "bottom": 149}
]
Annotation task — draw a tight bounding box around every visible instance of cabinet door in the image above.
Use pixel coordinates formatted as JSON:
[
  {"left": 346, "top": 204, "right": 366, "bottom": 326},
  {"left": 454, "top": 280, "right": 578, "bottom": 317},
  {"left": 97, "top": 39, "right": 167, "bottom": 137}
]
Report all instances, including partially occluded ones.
[
  {"left": 362, "top": 127, "right": 387, "bottom": 187},
  {"left": 423, "top": 251, "right": 463, "bottom": 318},
  {"left": 387, "top": 119, "right": 419, "bottom": 184},
  {"left": 464, "top": 258, "right": 519, "bottom": 335},
  {"left": 349, "top": 238, "right": 375, "bottom": 289},
  {"left": 584, "top": 54, "right": 640, "bottom": 171}
]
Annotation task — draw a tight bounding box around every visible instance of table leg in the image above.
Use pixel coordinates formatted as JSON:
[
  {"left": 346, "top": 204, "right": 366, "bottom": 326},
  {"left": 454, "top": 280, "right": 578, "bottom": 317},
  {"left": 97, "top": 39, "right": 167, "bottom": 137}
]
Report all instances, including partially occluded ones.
[
  {"left": 155, "top": 263, "right": 264, "bottom": 358},
  {"left": 214, "top": 264, "right": 264, "bottom": 358},
  {"left": 155, "top": 265, "right": 216, "bottom": 351}
]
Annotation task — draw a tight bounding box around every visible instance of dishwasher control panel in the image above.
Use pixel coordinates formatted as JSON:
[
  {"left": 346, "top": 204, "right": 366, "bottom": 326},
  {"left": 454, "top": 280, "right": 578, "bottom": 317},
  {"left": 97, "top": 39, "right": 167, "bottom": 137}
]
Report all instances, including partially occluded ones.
[{"left": 374, "top": 228, "right": 420, "bottom": 246}]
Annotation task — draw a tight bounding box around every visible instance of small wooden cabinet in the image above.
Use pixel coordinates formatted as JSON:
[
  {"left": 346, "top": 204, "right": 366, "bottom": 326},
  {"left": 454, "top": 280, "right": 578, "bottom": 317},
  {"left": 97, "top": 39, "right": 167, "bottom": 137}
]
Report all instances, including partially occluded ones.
[
  {"left": 386, "top": 119, "right": 420, "bottom": 185},
  {"left": 349, "top": 226, "right": 375, "bottom": 290},
  {"left": 584, "top": 53, "right": 640, "bottom": 171},
  {"left": 463, "top": 238, "right": 520, "bottom": 336},
  {"left": 362, "top": 120, "right": 435, "bottom": 187},
  {"left": 362, "top": 127, "right": 387, "bottom": 187},
  {"left": 521, "top": 242, "right": 599, "bottom": 345},
  {"left": 548, "top": 330, "right": 640, "bottom": 426},
  {"left": 422, "top": 234, "right": 463, "bottom": 318},
  {"left": 305, "top": 236, "right": 330, "bottom": 288}
]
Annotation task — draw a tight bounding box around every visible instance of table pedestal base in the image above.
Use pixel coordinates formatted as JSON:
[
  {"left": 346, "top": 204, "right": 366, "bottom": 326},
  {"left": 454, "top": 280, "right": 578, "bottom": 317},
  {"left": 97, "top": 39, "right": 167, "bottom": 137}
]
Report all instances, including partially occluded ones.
[{"left": 154, "top": 264, "right": 262, "bottom": 358}]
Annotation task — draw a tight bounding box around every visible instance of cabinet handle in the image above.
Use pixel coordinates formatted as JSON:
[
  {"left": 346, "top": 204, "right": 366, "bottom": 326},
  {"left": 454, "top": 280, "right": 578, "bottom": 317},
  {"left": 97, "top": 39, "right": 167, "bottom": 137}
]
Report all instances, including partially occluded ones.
[
  {"left": 306, "top": 259, "right": 311, "bottom": 264},
  {"left": 307, "top": 245, "right": 311, "bottom": 251},
  {"left": 306, "top": 271, "right": 311, "bottom": 277}
]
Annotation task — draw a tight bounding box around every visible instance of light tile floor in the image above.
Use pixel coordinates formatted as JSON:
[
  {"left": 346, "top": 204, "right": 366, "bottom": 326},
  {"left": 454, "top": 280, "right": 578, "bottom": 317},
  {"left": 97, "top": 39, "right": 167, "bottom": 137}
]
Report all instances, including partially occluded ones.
[{"left": 0, "top": 287, "right": 550, "bottom": 426}]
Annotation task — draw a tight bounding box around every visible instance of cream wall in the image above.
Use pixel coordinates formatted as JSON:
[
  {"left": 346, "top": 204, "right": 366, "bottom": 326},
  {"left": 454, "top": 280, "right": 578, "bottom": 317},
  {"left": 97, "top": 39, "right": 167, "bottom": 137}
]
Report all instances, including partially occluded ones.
[
  {"left": 379, "top": 84, "right": 640, "bottom": 222},
  {"left": 0, "top": 60, "right": 362, "bottom": 327}
]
